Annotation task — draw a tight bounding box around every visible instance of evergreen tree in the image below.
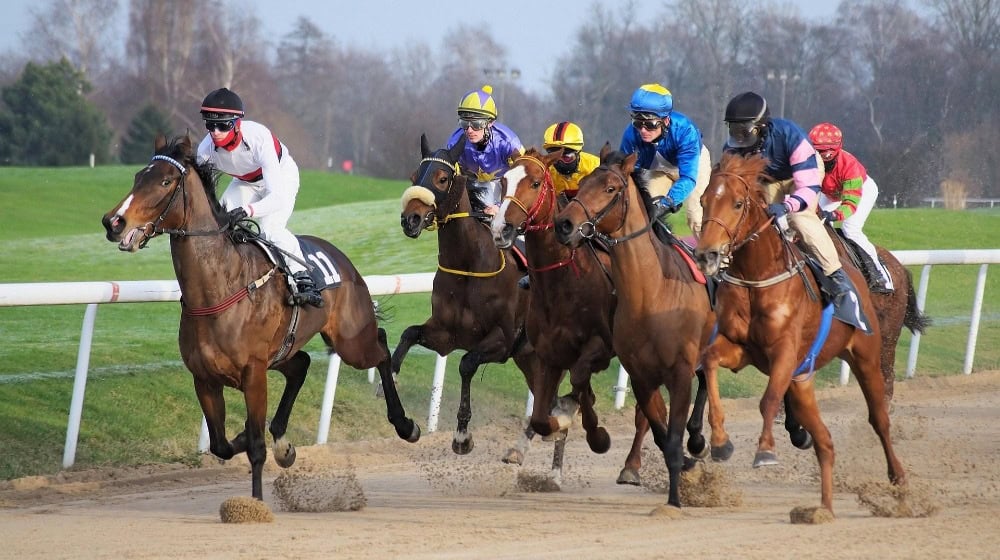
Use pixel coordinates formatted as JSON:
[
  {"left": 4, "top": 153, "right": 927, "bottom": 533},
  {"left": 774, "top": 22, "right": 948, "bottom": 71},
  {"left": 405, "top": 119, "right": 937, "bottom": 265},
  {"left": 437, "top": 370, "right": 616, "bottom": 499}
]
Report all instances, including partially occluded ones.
[
  {"left": 120, "top": 104, "right": 174, "bottom": 164},
  {"left": 0, "top": 59, "right": 111, "bottom": 166}
]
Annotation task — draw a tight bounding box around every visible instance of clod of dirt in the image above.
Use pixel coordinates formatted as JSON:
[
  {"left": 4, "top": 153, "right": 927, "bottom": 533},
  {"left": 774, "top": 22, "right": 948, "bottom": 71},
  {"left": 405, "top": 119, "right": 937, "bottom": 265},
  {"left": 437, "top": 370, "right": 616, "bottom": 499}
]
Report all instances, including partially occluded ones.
[
  {"left": 789, "top": 505, "right": 834, "bottom": 524},
  {"left": 272, "top": 467, "right": 367, "bottom": 512},
  {"left": 851, "top": 480, "right": 939, "bottom": 518},
  {"left": 219, "top": 496, "right": 274, "bottom": 523},
  {"left": 649, "top": 504, "right": 684, "bottom": 519}
]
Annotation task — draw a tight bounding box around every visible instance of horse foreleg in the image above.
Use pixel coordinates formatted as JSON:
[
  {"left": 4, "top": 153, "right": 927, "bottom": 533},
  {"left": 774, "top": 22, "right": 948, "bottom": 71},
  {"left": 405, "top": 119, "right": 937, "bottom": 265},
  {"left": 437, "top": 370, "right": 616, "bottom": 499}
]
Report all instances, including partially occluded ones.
[
  {"left": 453, "top": 351, "right": 482, "bottom": 455},
  {"left": 193, "top": 378, "right": 235, "bottom": 460},
  {"left": 391, "top": 324, "right": 423, "bottom": 374},
  {"left": 503, "top": 422, "right": 535, "bottom": 465},
  {"left": 703, "top": 336, "right": 744, "bottom": 461},
  {"left": 786, "top": 380, "right": 835, "bottom": 513},
  {"left": 635, "top": 380, "right": 686, "bottom": 508},
  {"left": 617, "top": 398, "right": 655, "bottom": 485},
  {"left": 569, "top": 361, "right": 610, "bottom": 455},
  {"left": 754, "top": 356, "right": 796, "bottom": 468},
  {"left": 375, "top": 328, "right": 420, "bottom": 443},
  {"left": 269, "top": 351, "right": 311, "bottom": 469},
  {"left": 242, "top": 367, "right": 270, "bottom": 500},
  {"left": 686, "top": 368, "right": 710, "bottom": 459}
]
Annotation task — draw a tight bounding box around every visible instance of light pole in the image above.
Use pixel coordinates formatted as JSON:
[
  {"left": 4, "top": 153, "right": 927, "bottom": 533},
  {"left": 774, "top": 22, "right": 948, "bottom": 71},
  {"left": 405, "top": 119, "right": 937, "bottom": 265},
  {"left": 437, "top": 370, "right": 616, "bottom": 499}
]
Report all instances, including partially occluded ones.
[
  {"left": 482, "top": 67, "right": 521, "bottom": 115},
  {"left": 766, "top": 69, "right": 800, "bottom": 118}
]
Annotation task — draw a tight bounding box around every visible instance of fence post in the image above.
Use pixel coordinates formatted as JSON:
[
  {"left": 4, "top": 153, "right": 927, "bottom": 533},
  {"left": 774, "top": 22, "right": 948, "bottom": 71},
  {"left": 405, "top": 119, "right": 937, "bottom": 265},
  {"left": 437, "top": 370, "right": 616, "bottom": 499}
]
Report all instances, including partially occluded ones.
[{"left": 63, "top": 303, "right": 99, "bottom": 468}]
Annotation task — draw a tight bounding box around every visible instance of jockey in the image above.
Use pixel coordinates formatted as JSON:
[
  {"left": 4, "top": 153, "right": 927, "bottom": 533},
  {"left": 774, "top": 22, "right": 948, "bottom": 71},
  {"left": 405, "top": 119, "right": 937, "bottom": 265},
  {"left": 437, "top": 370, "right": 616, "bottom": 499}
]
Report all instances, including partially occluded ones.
[
  {"left": 196, "top": 87, "right": 323, "bottom": 308},
  {"left": 809, "top": 122, "right": 894, "bottom": 293},
  {"left": 446, "top": 85, "right": 525, "bottom": 219},
  {"left": 723, "top": 91, "right": 854, "bottom": 304},
  {"left": 542, "top": 121, "right": 599, "bottom": 199},
  {"left": 619, "top": 83, "right": 712, "bottom": 238}
]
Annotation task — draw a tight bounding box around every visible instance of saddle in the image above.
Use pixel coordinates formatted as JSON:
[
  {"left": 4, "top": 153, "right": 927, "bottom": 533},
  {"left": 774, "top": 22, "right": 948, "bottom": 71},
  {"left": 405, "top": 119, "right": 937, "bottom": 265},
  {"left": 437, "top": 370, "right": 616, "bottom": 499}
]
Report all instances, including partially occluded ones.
[
  {"left": 800, "top": 257, "right": 873, "bottom": 334},
  {"left": 232, "top": 224, "right": 341, "bottom": 302}
]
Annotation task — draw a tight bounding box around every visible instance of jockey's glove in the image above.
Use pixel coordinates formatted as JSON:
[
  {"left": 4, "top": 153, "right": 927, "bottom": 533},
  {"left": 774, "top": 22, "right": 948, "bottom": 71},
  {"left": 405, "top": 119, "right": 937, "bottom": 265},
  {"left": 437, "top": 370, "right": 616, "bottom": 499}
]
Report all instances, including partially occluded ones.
[
  {"left": 766, "top": 202, "right": 790, "bottom": 218},
  {"left": 659, "top": 197, "right": 681, "bottom": 215},
  {"left": 227, "top": 207, "right": 249, "bottom": 227},
  {"left": 818, "top": 209, "right": 837, "bottom": 223}
]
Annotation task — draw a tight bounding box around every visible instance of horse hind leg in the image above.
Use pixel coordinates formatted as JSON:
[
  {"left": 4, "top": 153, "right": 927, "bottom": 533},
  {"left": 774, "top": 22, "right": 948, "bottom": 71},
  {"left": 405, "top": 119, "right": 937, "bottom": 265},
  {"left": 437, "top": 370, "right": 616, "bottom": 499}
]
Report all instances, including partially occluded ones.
[
  {"left": 269, "top": 350, "right": 311, "bottom": 469},
  {"left": 847, "top": 347, "right": 907, "bottom": 486}
]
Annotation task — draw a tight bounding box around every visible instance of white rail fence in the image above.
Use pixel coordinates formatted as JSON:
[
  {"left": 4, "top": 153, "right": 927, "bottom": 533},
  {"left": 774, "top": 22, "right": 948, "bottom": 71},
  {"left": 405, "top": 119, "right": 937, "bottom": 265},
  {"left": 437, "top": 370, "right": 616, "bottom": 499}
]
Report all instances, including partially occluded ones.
[{"left": 1, "top": 249, "right": 998, "bottom": 468}]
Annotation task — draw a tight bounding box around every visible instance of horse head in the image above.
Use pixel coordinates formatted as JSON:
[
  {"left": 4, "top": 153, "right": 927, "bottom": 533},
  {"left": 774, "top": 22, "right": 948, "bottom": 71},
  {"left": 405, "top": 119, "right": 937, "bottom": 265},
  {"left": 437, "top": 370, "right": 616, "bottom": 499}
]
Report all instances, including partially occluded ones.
[
  {"left": 491, "top": 147, "right": 561, "bottom": 249},
  {"left": 400, "top": 134, "right": 467, "bottom": 239},
  {"left": 693, "top": 152, "right": 773, "bottom": 275},
  {"left": 102, "top": 134, "right": 222, "bottom": 252},
  {"left": 554, "top": 144, "right": 638, "bottom": 248}
]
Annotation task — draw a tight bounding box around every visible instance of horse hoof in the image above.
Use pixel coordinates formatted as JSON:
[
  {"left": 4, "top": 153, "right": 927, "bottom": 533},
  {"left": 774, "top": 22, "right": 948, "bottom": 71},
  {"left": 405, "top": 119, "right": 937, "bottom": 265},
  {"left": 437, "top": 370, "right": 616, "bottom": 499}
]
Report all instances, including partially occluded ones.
[
  {"left": 452, "top": 436, "right": 474, "bottom": 455},
  {"left": 273, "top": 442, "right": 296, "bottom": 469},
  {"left": 400, "top": 421, "right": 421, "bottom": 443},
  {"left": 711, "top": 440, "right": 735, "bottom": 462},
  {"left": 790, "top": 428, "right": 813, "bottom": 450},
  {"left": 687, "top": 433, "right": 708, "bottom": 459},
  {"left": 616, "top": 468, "right": 641, "bottom": 486},
  {"left": 502, "top": 448, "right": 524, "bottom": 465},
  {"left": 587, "top": 427, "right": 611, "bottom": 454},
  {"left": 682, "top": 455, "right": 700, "bottom": 472},
  {"left": 753, "top": 450, "right": 779, "bottom": 468}
]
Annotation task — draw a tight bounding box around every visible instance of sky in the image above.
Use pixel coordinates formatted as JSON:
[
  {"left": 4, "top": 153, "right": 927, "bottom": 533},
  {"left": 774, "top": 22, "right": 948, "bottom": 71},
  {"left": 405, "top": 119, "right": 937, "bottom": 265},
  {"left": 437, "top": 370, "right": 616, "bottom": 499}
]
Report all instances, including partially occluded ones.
[{"left": 0, "top": 1, "right": 837, "bottom": 93}]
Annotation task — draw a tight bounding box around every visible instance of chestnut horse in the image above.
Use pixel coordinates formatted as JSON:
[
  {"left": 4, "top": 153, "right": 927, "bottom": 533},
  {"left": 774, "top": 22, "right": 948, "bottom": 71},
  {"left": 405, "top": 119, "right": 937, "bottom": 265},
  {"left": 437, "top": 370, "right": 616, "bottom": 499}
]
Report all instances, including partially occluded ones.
[
  {"left": 693, "top": 152, "right": 907, "bottom": 514},
  {"left": 101, "top": 134, "right": 419, "bottom": 500},
  {"left": 491, "top": 148, "right": 658, "bottom": 485},
  {"left": 396, "top": 134, "right": 539, "bottom": 455},
  {"left": 553, "top": 150, "right": 717, "bottom": 509}
]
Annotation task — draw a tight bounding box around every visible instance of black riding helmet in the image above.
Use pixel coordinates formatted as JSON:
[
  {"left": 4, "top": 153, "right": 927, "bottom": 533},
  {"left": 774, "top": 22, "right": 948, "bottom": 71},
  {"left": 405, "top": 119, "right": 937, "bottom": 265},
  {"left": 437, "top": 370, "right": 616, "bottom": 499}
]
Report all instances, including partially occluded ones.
[
  {"left": 724, "top": 91, "right": 770, "bottom": 149},
  {"left": 200, "top": 88, "right": 245, "bottom": 121}
]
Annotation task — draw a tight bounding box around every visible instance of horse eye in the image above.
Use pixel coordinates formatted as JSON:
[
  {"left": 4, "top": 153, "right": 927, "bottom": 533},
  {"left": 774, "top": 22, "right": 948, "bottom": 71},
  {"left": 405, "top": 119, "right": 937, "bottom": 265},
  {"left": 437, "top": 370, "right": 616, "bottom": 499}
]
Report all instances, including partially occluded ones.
[
  {"left": 161, "top": 178, "right": 172, "bottom": 187},
  {"left": 532, "top": 181, "right": 541, "bottom": 189},
  {"left": 605, "top": 186, "right": 615, "bottom": 193},
  {"left": 735, "top": 200, "right": 743, "bottom": 209}
]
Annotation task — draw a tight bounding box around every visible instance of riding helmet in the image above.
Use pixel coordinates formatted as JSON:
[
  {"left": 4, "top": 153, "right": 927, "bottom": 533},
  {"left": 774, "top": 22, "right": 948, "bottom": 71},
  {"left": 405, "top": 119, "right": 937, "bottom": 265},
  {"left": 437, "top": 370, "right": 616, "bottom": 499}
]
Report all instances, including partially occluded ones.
[
  {"left": 200, "top": 88, "right": 245, "bottom": 121},
  {"left": 809, "top": 122, "right": 844, "bottom": 160},
  {"left": 724, "top": 91, "right": 770, "bottom": 123},
  {"left": 543, "top": 122, "right": 585, "bottom": 152},
  {"left": 628, "top": 84, "right": 673, "bottom": 118},
  {"left": 457, "top": 85, "right": 498, "bottom": 120}
]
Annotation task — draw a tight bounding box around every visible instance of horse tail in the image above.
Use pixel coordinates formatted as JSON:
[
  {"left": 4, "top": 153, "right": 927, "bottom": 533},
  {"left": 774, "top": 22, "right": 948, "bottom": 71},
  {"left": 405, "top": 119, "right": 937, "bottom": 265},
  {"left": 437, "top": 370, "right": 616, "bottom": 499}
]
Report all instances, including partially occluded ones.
[
  {"left": 903, "top": 267, "right": 932, "bottom": 335},
  {"left": 372, "top": 297, "right": 394, "bottom": 323}
]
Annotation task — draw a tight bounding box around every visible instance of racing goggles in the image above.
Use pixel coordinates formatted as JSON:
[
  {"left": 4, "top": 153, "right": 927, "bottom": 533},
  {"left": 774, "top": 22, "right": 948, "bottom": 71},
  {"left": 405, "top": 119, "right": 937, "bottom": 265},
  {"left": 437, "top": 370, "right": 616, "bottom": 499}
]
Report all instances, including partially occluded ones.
[
  {"left": 631, "top": 118, "right": 663, "bottom": 131},
  {"left": 458, "top": 117, "right": 490, "bottom": 131},
  {"left": 546, "top": 147, "right": 579, "bottom": 163},
  {"left": 726, "top": 120, "right": 760, "bottom": 148},
  {"left": 205, "top": 119, "right": 237, "bottom": 132}
]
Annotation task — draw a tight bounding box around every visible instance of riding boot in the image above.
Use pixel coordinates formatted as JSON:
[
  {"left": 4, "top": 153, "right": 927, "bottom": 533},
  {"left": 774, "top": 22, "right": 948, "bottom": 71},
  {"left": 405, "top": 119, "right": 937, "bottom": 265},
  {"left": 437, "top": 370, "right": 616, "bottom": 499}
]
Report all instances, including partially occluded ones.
[
  {"left": 858, "top": 250, "right": 894, "bottom": 294},
  {"left": 518, "top": 274, "right": 530, "bottom": 290},
  {"left": 292, "top": 270, "right": 324, "bottom": 308},
  {"left": 825, "top": 268, "right": 854, "bottom": 303}
]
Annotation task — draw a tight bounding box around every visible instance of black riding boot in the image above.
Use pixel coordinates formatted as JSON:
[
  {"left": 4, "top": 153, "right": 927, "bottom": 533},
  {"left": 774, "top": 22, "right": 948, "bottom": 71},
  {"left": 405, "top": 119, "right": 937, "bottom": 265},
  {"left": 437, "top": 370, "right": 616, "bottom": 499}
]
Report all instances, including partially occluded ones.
[
  {"left": 825, "top": 268, "right": 854, "bottom": 302},
  {"left": 292, "top": 271, "right": 324, "bottom": 307},
  {"left": 858, "top": 250, "right": 893, "bottom": 294}
]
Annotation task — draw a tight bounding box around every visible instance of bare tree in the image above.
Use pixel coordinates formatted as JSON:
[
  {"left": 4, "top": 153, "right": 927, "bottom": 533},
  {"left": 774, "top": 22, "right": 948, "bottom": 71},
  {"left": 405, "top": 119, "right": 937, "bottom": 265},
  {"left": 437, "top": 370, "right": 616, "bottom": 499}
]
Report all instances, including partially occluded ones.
[{"left": 24, "top": 0, "right": 120, "bottom": 78}]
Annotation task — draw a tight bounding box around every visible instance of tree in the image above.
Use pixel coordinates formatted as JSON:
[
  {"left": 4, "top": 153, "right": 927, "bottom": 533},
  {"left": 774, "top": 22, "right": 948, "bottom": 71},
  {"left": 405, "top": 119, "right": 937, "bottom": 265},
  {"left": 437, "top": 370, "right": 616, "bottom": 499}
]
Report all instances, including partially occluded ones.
[
  {"left": 0, "top": 59, "right": 111, "bottom": 166},
  {"left": 119, "top": 104, "right": 174, "bottom": 164}
]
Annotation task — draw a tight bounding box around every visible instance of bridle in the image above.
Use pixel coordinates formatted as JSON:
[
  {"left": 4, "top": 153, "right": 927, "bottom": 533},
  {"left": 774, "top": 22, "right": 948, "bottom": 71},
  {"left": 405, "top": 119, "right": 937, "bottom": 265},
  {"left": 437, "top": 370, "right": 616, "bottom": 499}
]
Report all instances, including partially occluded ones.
[
  {"left": 504, "top": 155, "right": 556, "bottom": 233},
  {"left": 131, "top": 154, "right": 229, "bottom": 249},
  {"left": 411, "top": 154, "right": 466, "bottom": 231},
  {"left": 564, "top": 164, "right": 651, "bottom": 248},
  {"left": 701, "top": 171, "right": 774, "bottom": 259}
]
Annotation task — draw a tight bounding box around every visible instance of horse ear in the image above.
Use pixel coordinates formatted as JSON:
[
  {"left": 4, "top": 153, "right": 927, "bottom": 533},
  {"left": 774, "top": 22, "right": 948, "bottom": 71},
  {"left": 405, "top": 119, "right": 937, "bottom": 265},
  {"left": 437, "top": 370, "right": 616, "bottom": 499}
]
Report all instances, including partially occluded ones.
[
  {"left": 154, "top": 133, "right": 167, "bottom": 151},
  {"left": 420, "top": 133, "right": 431, "bottom": 158},
  {"left": 447, "top": 135, "right": 466, "bottom": 162},
  {"left": 623, "top": 152, "right": 639, "bottom": 172},
  {"left": 599, "top": 142, "right": 613, "bottom": 161}
]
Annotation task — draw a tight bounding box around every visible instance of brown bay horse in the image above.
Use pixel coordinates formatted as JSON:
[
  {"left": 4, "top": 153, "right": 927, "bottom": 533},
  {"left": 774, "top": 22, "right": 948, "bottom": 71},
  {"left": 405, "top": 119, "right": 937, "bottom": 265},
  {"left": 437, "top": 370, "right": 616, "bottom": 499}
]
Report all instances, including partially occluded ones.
[
  {"left": 101, "top": 134, "right": 419, "bottom": 500},
  {"left": 395, "top": 134, "right": 539, "bottom": 455},
  {"left": 693, "top": 152, "right": 907, "bottom": 514},
  {"left": 491, "top": 148, "right": 656, "bottom": 485},
  {"left": 553, "top": 149, "right": 718, "bottom": 509}
]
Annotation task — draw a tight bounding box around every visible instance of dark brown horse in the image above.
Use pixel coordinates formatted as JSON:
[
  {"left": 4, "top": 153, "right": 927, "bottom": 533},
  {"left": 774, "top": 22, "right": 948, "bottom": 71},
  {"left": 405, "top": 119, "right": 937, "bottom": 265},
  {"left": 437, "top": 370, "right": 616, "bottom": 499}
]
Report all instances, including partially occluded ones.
[
  {"left": 693, "top": 152, "right": 906, "bottom": 514},
  {"left": 830, "top": 229, "right": 931, "bottom": 401},
  {"left": 395, "top": 134, "right": 538, "bottom": 455},
  {"left": 101, "top": 134, "right": 419, "bottom": 500},
  {"left": 553, "top": 150, "right": 717, "bottom": 509},
  {"left": 491, "top": 148, "right": 657, "bottom": 485}
]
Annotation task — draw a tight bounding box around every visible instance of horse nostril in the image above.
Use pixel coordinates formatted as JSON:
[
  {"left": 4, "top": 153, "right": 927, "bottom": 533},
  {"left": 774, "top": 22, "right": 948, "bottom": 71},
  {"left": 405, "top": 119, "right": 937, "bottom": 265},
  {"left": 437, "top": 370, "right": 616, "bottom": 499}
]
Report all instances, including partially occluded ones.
[{"left": 501, "top": 223, "right": 513, "bottom": 238}]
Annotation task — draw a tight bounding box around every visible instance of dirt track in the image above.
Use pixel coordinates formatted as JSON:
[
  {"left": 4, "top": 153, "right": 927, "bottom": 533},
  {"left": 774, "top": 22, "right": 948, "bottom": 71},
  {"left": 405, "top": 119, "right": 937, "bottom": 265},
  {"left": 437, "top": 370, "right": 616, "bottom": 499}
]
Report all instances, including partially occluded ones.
[{"left": 2, "top": 370, "right": 999, "bottom": 559}]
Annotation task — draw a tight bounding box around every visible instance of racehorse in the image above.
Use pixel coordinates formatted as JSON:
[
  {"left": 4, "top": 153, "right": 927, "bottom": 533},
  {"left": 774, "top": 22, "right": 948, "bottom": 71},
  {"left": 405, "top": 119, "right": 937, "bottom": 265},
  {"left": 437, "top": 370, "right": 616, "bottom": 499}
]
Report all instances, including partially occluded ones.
[
  {"left": 396, "top": 134, "right": 539, "bottom": 455},
  {"left": 830, "top": 230, "right": 931, "bottom": 402},
  {"left": 101, "top": 134, "right": 419, "bottom": 500},
  {"left": 491, "top": 148, "right": 655, "bottom": 485},
  {"left": 692, "top": 152, "right": 907, "bottom": 514},
  {"left": 553, "top": 149, "right": 718, "bottom": 509}
]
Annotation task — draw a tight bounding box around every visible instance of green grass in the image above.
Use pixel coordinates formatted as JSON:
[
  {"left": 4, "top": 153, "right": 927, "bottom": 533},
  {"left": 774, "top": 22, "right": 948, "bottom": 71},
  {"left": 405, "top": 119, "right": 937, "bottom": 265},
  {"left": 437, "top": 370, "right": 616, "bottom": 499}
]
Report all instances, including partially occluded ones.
[{"left": 0, "top": 165, "right": 998, "bottom": 480}]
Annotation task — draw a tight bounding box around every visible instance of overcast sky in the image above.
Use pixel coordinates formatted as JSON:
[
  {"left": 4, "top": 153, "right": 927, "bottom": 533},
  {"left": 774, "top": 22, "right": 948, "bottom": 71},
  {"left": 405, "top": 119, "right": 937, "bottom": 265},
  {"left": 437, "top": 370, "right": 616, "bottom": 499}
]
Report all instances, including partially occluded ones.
[{"left": 0, "top": 1, "right": 837, "bottom": 93}]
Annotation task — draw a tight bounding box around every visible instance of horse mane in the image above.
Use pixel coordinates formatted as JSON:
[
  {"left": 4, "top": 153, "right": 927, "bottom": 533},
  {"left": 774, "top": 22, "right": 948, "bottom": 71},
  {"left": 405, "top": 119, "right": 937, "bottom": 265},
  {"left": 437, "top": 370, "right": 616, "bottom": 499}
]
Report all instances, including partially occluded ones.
[
  {"left": 717, "top": 152, "right": 774, "bottom": 186},
  {"left": 157, "top": 135, "right": 226, "bottom": 218},
  {"left": 596, "top": 148, "right": 651, "bottom": 192}
]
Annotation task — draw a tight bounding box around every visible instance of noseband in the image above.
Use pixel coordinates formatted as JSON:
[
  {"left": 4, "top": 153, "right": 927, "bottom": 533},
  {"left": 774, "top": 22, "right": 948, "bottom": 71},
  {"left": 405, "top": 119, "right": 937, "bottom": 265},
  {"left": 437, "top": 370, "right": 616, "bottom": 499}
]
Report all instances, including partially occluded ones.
[{"left": 504, "top": 155, "right": 556, "bottom": 233}]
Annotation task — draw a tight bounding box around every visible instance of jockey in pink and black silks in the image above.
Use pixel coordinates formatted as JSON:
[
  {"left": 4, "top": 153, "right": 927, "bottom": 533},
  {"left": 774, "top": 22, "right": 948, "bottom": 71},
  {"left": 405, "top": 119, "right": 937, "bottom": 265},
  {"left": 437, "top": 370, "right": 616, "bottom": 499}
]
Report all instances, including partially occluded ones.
[
  {"left": 723, "top": 91, "right": 856, "bottom": 304},
  {"left": 446, "top": 85, "right": 525, "bottom": 218},
  {"left": 196, "top": 87, "right": 323, "bottom": 307}
]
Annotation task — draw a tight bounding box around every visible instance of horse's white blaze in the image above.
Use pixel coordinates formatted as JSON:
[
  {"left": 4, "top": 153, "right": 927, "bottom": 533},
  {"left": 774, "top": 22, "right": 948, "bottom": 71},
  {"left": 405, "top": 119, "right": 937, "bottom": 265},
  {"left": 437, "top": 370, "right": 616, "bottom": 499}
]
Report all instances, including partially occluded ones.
[
  {"left": 115, "top": 194, "right": 135, "bottom": 216},
  {"left": 503, "top": 166, "right": 526, "bottom": 198},
  {"left": 491, "top": 166, "right": 526, "bottom": 238}
]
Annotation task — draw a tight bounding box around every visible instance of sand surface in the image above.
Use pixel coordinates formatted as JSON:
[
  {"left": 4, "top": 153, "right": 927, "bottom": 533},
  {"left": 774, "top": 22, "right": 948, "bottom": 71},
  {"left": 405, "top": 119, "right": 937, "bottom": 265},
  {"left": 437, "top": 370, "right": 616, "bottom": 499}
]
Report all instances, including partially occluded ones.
[{"left": 2, "top": 370, "right": 998, "bottom": 559}]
